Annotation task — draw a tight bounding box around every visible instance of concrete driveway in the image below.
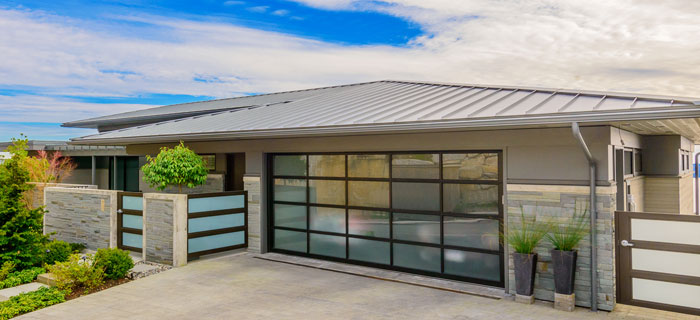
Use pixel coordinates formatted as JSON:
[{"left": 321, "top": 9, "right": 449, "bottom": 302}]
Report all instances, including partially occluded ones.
[{"left": 17, "top": 253, "right": 686, "bottom": 319}]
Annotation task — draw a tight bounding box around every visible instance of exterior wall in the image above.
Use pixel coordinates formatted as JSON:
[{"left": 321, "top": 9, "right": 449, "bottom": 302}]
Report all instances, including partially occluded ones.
[
  {"left": 244, "top": 175, "right": 262, "bottom": 253},
  {"left": 139, "top": 172, "right": 225, "bottom": 194},
  {"left": 625, "top": 176, "right": 645, "bottom": 212},
  {"left": 26, "top": 182, "right": 97, "bottom": 209},
  {"left": 44, "top": 187, "right": 117, "bottom": 250},
  {"left": 507, "top": 184, "right": 616, "bottom": 311},
  {"left": 63, "top": 168, "right": 110, "bottom": 190},
  {"left": 679, "top": 173, "right": 693, "bottom": 214},
  {"left": 142, "top": 193, "right": 187, "bottom": 266},
  {"left": 645, "top": 176, "right": 682, "bottom": 213}
]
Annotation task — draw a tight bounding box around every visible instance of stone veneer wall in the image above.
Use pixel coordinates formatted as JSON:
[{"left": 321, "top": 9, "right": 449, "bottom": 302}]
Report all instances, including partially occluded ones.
[
  {"left": 44, "top": 187, "right": 117, "bottom": 250},
  {"left": 244, "top": 175, "right": 262, "bottom": 253},
  {"left": 142, "top": 193, "right": 187, "bottom": 266},
  {"left": 507, "top": 184, "right": 616, "bottom": 311}
]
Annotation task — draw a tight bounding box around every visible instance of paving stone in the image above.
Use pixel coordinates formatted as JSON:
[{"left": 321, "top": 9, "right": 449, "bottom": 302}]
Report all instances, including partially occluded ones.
[{"left": 0, "top": 282, "right": 48, "bottom": 301}]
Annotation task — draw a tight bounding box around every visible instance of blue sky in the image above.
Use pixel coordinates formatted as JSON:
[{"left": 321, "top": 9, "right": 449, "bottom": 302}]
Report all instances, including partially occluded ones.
[{"left": 1, "top": 1, "right": 699, "bottom": 142}]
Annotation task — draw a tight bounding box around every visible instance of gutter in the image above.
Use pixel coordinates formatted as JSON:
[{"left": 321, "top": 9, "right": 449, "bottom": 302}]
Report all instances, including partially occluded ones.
[{"left": 571, "top": 122, "right": 598, "bottom": 312}]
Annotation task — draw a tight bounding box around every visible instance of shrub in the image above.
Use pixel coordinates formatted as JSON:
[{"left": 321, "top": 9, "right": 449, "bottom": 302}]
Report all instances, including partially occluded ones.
[
  {"left": 94, "top": 248, "right": 134, "bottom": 280},
  {"left": 141, "top": 141, "right": 208, "bottom": 193},
  {"left": 0, "top": 286, "right": 66, "bottom": 320},
  {"left": 0, "top": 262, "right": 15, "bottom": 281},
  {"left": 0, "top": 137, "right": 48, "bottom": 269},
  {"left": 43, "top": 240, "right": 72, "bottom": 265},
  {"left": 47, "top": 254, "right": 104, "bottom": 294},
  {"left": 69, "top": 242, "right": 86, "bottom": 254},
  {"left": 0, "top": 267, "right": 45, "bottom": 289}
]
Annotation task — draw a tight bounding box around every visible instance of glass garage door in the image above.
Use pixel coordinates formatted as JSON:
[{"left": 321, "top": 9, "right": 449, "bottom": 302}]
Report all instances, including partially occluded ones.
[{"left": 269, "top": 152, "right": 503, "bottom": 287}]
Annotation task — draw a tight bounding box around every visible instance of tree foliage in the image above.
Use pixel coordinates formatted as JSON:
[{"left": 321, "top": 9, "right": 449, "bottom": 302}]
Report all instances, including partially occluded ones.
[
  {"left": 24, "top": 150, "right": 76, "bottom": 184},
  {"left": 0, "top": 137, "right": 48, "bottom": 268},
  {"left": 141, "top": 141, "right": 208, "bottom": 193}
]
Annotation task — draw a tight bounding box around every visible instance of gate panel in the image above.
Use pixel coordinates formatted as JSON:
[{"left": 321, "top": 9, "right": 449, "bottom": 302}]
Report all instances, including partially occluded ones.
[
  {"left": 117, "top": 192, "right": 143, "bottom": 252},
  {"left": 187, "top": 191, "right": 248, "bottom": 261},
  {"left": 616, "top": 211, "right": 700, "bottom": 315}
]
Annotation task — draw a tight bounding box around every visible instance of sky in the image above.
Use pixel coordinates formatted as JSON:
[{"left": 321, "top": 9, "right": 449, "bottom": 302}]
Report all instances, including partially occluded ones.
[{"left": 1, "top": 0, "right": 700, "bottom": 141}]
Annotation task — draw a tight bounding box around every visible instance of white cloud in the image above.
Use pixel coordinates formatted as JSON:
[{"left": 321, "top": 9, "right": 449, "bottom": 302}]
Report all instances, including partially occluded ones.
[
  {"left": 272, "top": 9, "right": 290, "bottom": 16},
  {"left": 1, "top": 1, "right": 700, "bottom": 125},
  {"left": 246, "top": 6, "right": 269, "bottom": 13}
]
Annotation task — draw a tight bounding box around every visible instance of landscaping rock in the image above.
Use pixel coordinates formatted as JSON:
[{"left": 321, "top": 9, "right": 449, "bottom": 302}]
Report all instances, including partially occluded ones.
[
  {"left": 127, "top": 261, "right": 171, "bottom": 280},
  {"left": 36, "top": 273, "right": 58, "bottom": 286}
]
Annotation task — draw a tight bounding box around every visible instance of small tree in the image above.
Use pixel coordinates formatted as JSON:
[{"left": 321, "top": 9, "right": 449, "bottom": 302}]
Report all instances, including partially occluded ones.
[
  {"left": 141, "top": 142, "right": 208, "bottom": 193},
  {"left": 0, "top": 137, "right": 48, "bottom": 268}
]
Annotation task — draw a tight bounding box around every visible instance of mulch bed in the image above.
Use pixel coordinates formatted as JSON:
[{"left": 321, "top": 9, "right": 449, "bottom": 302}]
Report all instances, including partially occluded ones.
[{"left": 65, "top": 278, "right": 130, "bottom": 301}]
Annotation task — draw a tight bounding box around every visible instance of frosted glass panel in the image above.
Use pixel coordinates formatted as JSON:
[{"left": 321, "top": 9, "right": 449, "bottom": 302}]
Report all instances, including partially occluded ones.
[
  {"left": 309, "top": 155, "right": 345, "bottom": 177},
  {"left": 274, "top": 204, "right": 306, "bottom": 229},
  {"left": 393, "top": 243, "right": 441, "bottom": 273},
  {"left": 122, "top": 232, "right": 142, "bottom": 249},
  {"left": 631, "top": 219, "right": 700, "bottom": 245},
  {"left": 632, "top": 248, "right": 700, "bottom": 277},
  {"left": 309, "top": 180, "right": 345, "bottom": 205},
  {"left": 274, "top": 229, "right": 306, "bottom": 252},
  {"left": 349, "top": 238, "right": 389, "bottom": 265},
  {"left": 188, "top": 195, "right": 245, "bottom": 213},
  {"left": 348, "top": 154, "right": 389, "bottom": 178},
  {"left": 122, "top": 214, "right": 143, "bottom": 230},
  {"left": 393, "top": 213, "right": 440, "bottom": 244},
  {"left": 443, "top": 184, "right": 499, "bottom": 215},
  {"left": 188, "top": 231, "right": 245, "bottom": 253},
  {"left": 348, "top": 181, "right": 389, "bottom": 208},
  {"left": 188, "top": 213, "right": 244, "bottom": 233},
  {"left": 443, "top": 217, "right": 499, "bottom": 250},
  {"left": 310, "top": 206, "right": 345, "bottom": 233},
  {"left": 632, "top": 278, "right": 700, "bottom": 309},
  {"left": 274, "top": 179, "right": 307, "bottom": 203},
  {"left": 392, "top": 154, "right": 439, "bottom": 179},
  {"left": 392, "top": 182, "right": 440, "bottom": 211},
  {"left": 444, "top": 249, "right": 500, "bottom": 281},
  {"left": 274, "top": 155, "right": 306, "bottom": 176},
  {"left": 443, "top": 153, "right": 498, "bottom": 180},
  {"left": 122, "top": 196, "right": 142, "bottom": 211},
  {"left": 348, "top": 210, "right": 389, "bottom": 238},
  {"left": 310, "top": 233, "right": 345, "bottom": 258}
]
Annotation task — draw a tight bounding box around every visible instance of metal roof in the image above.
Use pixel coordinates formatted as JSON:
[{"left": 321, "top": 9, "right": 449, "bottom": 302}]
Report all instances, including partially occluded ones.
[
  {"left": 70, "top": 80, "right": 700, "bottom": 144},
  {"left": 63, "top": 82, "right": 372, "bottom": 129}
]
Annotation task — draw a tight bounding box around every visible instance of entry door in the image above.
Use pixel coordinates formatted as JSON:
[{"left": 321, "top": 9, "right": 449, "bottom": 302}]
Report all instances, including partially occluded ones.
[
  {"left": 616, "top": 211, "right": 700, "bottom": 315},
  {"left": 269, "top": 152, "right": 503, "bottom": 287},
  {"left": 117, "top": 192, "right": 144, "bottom": 252}
]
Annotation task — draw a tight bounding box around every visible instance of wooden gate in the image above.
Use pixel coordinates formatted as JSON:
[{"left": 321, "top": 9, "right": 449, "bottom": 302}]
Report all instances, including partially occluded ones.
[
  {"left": 117, "top": 192, "right": 143, "bottom": 253},
  {"left": 616, "top": 211, "right": 700, "bottom": 315}
]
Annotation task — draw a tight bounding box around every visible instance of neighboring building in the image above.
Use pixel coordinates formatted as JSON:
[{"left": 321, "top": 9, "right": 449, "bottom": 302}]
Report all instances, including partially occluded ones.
[
  {"left": 61, "top": 80, "right": 700, "bottom": 310},
  {"left": 0, "top": 151, "right": 10, "bottom": 164},
  {"left": 0, "top": 140, "right": 137, "bottom": 191}
]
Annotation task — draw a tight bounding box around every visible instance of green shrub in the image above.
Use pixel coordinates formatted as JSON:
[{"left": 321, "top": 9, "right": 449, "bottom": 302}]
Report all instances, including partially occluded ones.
[
  {"left": 0, "top": 262, "right": 15, "bottom": 281},
  {"left": 504, "top": 207, "right": 551, "bottom": 254},
  {"left": 0, "top": 287, "right": 66, "bottom": 320},
  {"left": 94, "top": 248, "right": 134, "bottom": 280},
  {"left": 43, "top": 240, "right": 72, "bottom": 265},
  {"left": 69, "top": 242, "right": 86, "bottom": 253},
  {"left": 141, "top": 141, "right": 208, "bottom": 193},
  {"left": 0, "top": 267, "right": 45, "bottom": 289},
  {"left": 546, "top": 203, "right": 589, "bottom": 251},
  {"left": 47, "top": 254, "right": 104, "bottom": 294}
]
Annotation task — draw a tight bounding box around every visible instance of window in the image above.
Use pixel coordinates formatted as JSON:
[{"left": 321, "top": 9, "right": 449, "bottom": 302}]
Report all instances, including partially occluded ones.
[
  {"left": 270, "top": 152, "right": 503, "bottom": 287},
  {"left": 200, "top": 154, "right": 216, "bottom": 171},
  {"left": 634, "top": 151, "right": 642, "bottom": 174},
  {"left": 624, "top": 150, "right": 633, "bottom": 176}
]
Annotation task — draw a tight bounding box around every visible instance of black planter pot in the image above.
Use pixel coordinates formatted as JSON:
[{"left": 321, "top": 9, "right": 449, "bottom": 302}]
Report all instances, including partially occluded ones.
[
  {"left": 551, "top": 249, "right": 578, "bottom": 295},
  {"left": 513, "top": 252, "right": 538, "bottom": 296}
]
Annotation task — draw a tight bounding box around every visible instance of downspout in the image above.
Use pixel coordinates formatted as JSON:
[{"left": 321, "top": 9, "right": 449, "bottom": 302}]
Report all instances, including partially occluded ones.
[
  {"left": 571, "top": 122, "right": 598, "bottom": 312},
  {"left": 695, "top": 152, "right": 699, "bottom": 215}
]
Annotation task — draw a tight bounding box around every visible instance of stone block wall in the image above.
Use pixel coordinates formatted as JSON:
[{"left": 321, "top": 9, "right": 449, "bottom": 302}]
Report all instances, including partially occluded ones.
[
  {"left": 506, "top": 184, "right": 616, "bottom": 311},
  {"left": 44, "top": 187, "right": 117, "bottom": 250},
  {"left": 244, "top": 175, "right": 262, "bottom": 253},
  {"left": 139, "top": 172, "right": 225, "bottom": 194}
]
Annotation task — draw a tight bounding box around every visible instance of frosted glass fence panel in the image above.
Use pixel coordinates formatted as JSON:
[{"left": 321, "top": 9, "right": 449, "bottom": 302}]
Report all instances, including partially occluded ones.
[
  {"left": 632, "top": 278, "right": 700, "bottom": 309},
  {"left": 188, "top": 231, "right": 245, "bottom": 253},
  {"left": 632, "top": 248, "right": 700, "bottom": 277},
  {"left": 122, "top": 196, "right": 143, "bottom": 211},
  {"left": 631, "top": 219, "right": 700, "bottom": 245},
  {"left": 188, "top": 195, "right": 245, "bottom": 213},
  {"left": 122, "top": 214, "right": 143, "bottom": 230},
  {"left": 188, "top": 213, "right": 244, "bottom": 233},
  {"left": 122, "top": 233, "right": 142, "bottom": 249}
]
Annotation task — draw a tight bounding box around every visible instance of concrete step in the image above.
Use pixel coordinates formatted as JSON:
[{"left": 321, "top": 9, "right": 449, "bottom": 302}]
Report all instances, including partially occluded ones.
[
  {"left": 0, "top": 282, "right": 48, "bottom": 301},
  {"left": 36, "top": 273, "right": 57, "bottom": 286}
]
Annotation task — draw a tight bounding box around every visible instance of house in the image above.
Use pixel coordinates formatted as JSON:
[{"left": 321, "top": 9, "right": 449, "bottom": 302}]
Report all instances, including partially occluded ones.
[
  {"left": 59, "top": 80, "right": 700, "bottom": 312},
  {"left": 0, "top": 140, "right": 138, "bottom": 191}
]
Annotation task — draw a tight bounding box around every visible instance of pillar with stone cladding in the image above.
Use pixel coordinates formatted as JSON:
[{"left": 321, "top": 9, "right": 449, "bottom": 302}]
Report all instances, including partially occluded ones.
[
  {"left": 142, "top": 193, "right": 188, "bottom": 267},
  {"left": 244, "top": 174, "right": 262, "bottom": 253}
]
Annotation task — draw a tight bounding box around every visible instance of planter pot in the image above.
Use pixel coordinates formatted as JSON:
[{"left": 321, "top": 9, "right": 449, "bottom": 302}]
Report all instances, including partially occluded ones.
[
  {"left": 551, "top": 249, "right": 578, "bottom": 295},
  {"left": 513, "top": 252, "right": 538, "bottom": 296}
]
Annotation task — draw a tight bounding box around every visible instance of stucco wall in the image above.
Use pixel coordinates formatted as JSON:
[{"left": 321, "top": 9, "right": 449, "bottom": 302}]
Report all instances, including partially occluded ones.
[
  {"left": 44, "top": 187, "right": 117, "bottom": 250},
  {"left": 507, "top": 184, "right": 616, "bottom": 311}
]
